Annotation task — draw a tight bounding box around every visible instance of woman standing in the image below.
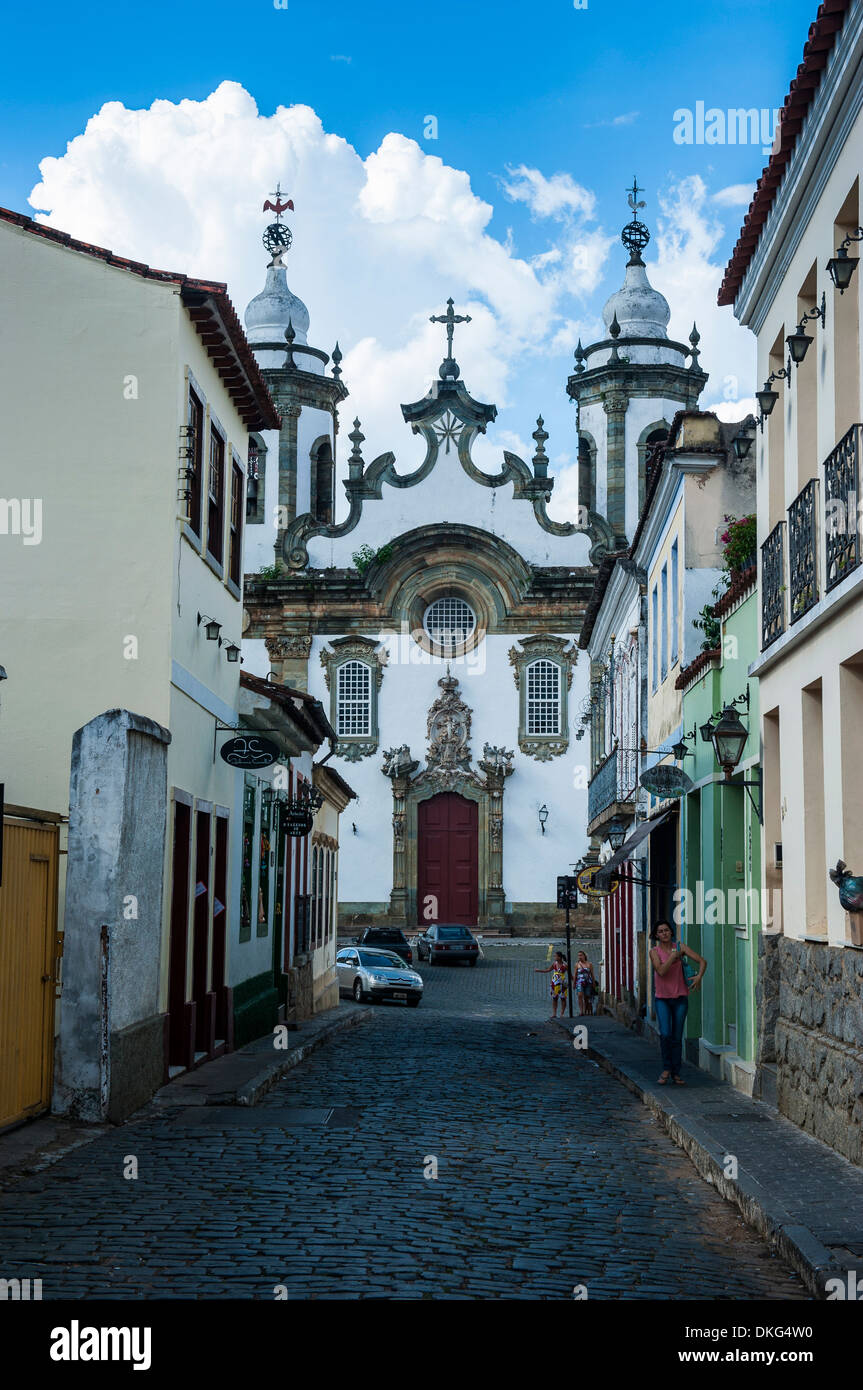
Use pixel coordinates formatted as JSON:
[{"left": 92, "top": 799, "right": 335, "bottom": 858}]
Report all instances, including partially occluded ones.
[
  {"left": 573, "top": 951, "right": 596, "bottom": 1016},
  {"left": 535, "top": 951, "right": 570, "bottom": 1021},
  {"left": 649, "top": 921, "right": 706, "bottom": 1085}
]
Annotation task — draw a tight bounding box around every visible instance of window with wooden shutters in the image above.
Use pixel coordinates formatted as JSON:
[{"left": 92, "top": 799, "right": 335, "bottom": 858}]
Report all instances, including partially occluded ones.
[
  {"left": 229, "top": 460, "right": 243, "bottom": 589},
  {"left": 207, "top": 425, "right": 226, "bottom": 565},
  {"left": 336, "top": 661, "right": 372, "bottom": 737},
  {"left": 187, "top": 388, "right": 204, "bottom": 537},
  {"left": 526, "top": 659, "right": 561, "bottom": 736}
]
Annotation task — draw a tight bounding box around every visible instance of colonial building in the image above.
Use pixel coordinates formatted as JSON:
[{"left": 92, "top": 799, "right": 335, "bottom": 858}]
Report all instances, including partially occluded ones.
[
  {"left": 239, "top": 202, "right": 643, "bottom": 932},
  {"left": 0, "top": 206, "right": 280, "bottom": 1124},
  {"left": 719, "top": 0, "right": 863, "bottom": 1163},
  {"left": 573, "top": 196, "right": 710, "bottom": 1014}
]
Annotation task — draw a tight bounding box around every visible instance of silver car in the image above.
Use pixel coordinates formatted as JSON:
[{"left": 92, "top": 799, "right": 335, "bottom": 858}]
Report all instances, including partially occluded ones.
[{"left": 336, "top": 946, "right": 424, "bottom": 1007}]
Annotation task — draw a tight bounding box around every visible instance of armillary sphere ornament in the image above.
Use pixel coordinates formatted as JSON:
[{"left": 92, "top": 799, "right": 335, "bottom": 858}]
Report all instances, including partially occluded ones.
[
  {"left": 622, "top": 176, "right": 650, "bottom": 263},
  {"left": 263, "top": 221, "right": 292, "bottom": 259}
]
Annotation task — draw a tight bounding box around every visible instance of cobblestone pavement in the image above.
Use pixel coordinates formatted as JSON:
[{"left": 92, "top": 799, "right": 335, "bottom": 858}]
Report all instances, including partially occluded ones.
[{"left": 0, "top": 942, "right": 807, "bottom": 1300}]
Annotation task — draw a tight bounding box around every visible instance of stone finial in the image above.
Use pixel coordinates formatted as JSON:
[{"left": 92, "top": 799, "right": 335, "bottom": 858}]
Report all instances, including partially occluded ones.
[
  {"left": 688, "top": 322, "right": 701, "bottom": 370},
  {"left": 348, "top": 418, "right": 365, "bottom": 478},
  {"left": 331, "top": 341, "right": 342, "bottom": 380},
  {"left": 532, "top": 415, "right": 549, "bottom": 478},
  {"left": 285, "top": 317, "right": 297, "bottom": 370},
  {"left": 609, "top": 312, "right": 621, "bottom": 339},
  {"left": 574, "top": 338, "right": 586, "bottom": 375}
]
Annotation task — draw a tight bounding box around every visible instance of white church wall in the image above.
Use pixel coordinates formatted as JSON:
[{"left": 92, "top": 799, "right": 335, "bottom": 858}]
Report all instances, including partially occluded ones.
[
  {"left": 307, "top": 632, "right": 590, "bottom": 916},
  {"left": 305, "top": 438, "right": 592, "bottom": 570}
]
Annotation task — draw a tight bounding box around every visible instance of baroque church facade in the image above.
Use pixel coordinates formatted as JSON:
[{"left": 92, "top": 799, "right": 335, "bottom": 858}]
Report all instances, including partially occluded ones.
[{"left": 241, "top": 194, "right": 706, "bottom": 932}]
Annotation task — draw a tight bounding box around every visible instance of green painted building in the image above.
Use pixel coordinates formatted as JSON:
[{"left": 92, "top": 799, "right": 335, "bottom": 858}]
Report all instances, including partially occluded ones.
[{"left": 676, "top": 565, "right": 763, "bottom": 1096}]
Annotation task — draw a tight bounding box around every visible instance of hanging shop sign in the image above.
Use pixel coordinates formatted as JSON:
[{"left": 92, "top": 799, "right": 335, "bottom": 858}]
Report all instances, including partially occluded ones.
[
  {"left": 219, "top": 735, "right": 281, "bottom": 769},
  {"left": 576, "top": 865, "right": 620, "bottom": 899},
  {"left": 638, "top": 765, "right": 693, "bottom": 799},
  {"left": 281, "top": 801, "right": 314, "bottom": 838}
]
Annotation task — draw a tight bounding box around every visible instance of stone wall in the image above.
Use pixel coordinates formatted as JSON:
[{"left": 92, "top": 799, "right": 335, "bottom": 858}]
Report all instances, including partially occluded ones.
[{"left": 774, "top": 937, "right": 863, "bottom": 1167}]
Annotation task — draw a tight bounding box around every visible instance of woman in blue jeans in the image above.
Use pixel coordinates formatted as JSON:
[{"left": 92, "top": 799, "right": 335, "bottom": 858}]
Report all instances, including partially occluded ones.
[{"left": 649, "top": 920, "right": 707, "bottom": 1085}]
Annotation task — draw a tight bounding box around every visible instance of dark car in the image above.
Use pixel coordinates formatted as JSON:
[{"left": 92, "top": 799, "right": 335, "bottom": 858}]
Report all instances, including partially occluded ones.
[
  {"left": 354, "top": 926, "right": 413, "bottom": 965},
  {"left": 416, "top": 923, "right": 480, "bottom": 965}
]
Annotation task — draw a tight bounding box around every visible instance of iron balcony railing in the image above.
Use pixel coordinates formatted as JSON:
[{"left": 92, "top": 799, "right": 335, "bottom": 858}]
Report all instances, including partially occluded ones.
[
  {"left": 587, "top": 746, "right": 638, "bottom": 824},
  {"left": 788, "top": 477, "right": 819, "bottom": 623},
  {"left": 824, "top": 423, "right": 862, "bottom": 592},
  {"left": 761, "top": 520, "right": 785, "bottom": 650}
]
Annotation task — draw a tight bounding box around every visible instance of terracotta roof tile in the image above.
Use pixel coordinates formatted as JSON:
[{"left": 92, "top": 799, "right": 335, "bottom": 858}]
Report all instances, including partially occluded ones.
[{"left": 718, "top": 0, "right": 853, "bottom": 307}]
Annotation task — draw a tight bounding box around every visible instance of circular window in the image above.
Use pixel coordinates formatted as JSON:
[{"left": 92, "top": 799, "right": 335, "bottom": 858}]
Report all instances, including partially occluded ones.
[{"left": 423, "top": 596, "right": 476, "bottom": 654}]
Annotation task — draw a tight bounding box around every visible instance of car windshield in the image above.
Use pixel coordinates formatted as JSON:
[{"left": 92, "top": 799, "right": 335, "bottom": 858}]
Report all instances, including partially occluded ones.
[
  {"left": 364, "top": 932, "right": 404, "bottom": 943},
  {"left": 359, "top": 951, "right": 406, "bottom": 970},
  {"left": 438, "top": 926, "right": 471, "bottom": 939}
]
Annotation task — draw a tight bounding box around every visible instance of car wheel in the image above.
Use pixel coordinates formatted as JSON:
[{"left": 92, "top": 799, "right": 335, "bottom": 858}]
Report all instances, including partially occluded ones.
[
  {"left": 353, "top": 978, "right": 365, "bottom": 1003},
  {"left": 408, "top": 997, "right": 421, "bottom": 1008},
  {"left": 469, "top": 957, "right": 477, "bottom": 967}
]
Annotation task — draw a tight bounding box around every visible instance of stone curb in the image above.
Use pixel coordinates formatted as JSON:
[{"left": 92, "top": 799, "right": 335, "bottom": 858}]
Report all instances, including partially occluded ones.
[
  {"left": 233, "top": 1007, "right": 374, "bottom": 1106},
  {"left": 553, "top": 1019, "right": 844, "bottom": 1300}
]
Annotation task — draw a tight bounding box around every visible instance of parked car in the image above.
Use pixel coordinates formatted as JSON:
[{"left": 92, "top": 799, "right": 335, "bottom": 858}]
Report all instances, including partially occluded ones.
[
  {"left": 416, "top": 924, "right": 480, "bottom": 965},
  {"left": 354, "top": 926, "right": 413, "bottom": 965},
  {"left": 336, "top": 947, "right": 424, "bottom": 1006}
]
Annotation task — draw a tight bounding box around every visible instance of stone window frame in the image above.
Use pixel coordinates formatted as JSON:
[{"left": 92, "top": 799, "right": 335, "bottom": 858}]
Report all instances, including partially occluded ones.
[
  {"left": 508, "top": 636, "right": 577, "bottom": 761},
  {"left": 637, "top": 419, "right": 671, "bottom": 512},
  {"left": 405, "top": 581, "right": 489, "bottom": 659},
  {"left": 320, "top": 637, "right": 388, "bottom": 762}
]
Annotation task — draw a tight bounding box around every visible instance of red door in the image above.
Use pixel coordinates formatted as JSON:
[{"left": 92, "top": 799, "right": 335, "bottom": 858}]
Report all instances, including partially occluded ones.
[{"left": 417, "top": 794, "right": 478, "bottom": 926}]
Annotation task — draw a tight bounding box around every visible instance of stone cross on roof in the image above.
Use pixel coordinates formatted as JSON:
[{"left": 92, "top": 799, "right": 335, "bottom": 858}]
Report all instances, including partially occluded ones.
[{"left": 430, "top": 297, "right": 471, "bottom": 380}]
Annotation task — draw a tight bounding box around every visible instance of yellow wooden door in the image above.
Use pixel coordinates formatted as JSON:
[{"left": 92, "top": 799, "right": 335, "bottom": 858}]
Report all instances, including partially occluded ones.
[{"left": 0, "top": 819, "right": 60, "bottom": 1130}]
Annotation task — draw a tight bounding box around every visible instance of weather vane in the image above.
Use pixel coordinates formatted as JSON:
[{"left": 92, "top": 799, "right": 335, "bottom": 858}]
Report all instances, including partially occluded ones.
[
  {"left": 262, "top": 182, "right": 295, "bottom": 266},
  {"left": 621, "top": 176, "right": 650, "bottom": 266},
  {"left": 430, "top": 297, "right": 471, "bottom": 379}
]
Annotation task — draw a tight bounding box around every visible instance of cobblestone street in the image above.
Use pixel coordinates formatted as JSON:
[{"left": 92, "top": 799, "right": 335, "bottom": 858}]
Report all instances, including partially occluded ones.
[{"left": 0, "top": 943, "right": 807, "bottom": 1300}]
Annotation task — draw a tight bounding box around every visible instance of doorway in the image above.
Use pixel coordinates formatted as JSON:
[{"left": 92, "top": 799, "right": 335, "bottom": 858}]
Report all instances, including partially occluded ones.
[{"left": 417, "top": 793, "right": 478, "bottom": 926}]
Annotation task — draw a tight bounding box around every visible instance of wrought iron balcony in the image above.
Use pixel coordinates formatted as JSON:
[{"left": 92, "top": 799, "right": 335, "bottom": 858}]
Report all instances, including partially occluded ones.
[
  {"left": 761, "top": 521, "right": 785, "bottom": 650},
  {"left": 588, "top": 746, "right": 637, "bottom": 825},
  {"left": 824, "top": 423, "right": 862, "bottom": 592},
  {"left": 788, "top": 478, "right": 819, "bottom": 623}
]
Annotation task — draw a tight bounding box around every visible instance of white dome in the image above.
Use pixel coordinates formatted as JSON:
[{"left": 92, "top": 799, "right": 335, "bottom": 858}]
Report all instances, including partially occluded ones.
[
  {"left": 244, "top": 264, "right": 310, "bottom": 346},
  {"left": 602, "top": 261, "right": 670, "bottom": 340}
]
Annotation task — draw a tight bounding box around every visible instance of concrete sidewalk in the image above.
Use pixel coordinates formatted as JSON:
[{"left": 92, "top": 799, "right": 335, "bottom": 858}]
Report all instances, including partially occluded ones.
[
  {"left": 552, "top": 1010, "right": 863, "bottom": 1298},
  {"left": 149, "top": 1003, "right": 373, "bottom": 1109}
]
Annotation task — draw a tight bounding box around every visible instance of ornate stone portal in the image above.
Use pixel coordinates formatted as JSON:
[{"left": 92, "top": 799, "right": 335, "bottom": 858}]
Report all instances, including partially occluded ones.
[{"left": 382, "top": 672, "right": 513, "bottom": 927}]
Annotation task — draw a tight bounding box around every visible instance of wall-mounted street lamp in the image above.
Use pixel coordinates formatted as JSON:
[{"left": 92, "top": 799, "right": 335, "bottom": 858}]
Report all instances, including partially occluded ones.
[
  {"left": 827, "top": 228, "right": 863, "bottom": 294},
  {"left": 605, "top": 817, "right": 627, "bottom": 852},
  {"left": 732, "top": 430, "right": 754, "bottom": 461},
  {"left": 756, "top": 362, "right": 792, "bottom": 430},
  {"left": 705, "top": 685, "right": 763, "bottom": 823},
  {"left": 785, "top": 292, "right": 826, "bottom": 367},
  {"left": 197, "top": 612, "right": 222, "bottom": 644},
  {"left": 671, "top": 723, "right": 699, "bottom": 762},
  {"left": 224, "top": 642, "right": 241, "bottom": 663},
  {"left": 538, "top": 804, "right": 549, "bottom": 834}
]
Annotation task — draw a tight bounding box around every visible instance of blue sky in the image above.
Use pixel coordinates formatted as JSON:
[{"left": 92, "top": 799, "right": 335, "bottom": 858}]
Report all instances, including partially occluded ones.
[{"left": 0, "top": 0, "right": 820, "bottom": 510}]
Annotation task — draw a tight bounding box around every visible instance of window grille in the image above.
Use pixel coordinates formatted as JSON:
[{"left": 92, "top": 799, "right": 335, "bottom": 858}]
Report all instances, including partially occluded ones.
[
  {"left": 336, "top": 661, "right": 372, "bottom": 736},
  {"left": 423, "top": 596, "right": 476, "bottom": 652},
  {"left": 526, "top": 659, "right": 561, "bottom": 735}
]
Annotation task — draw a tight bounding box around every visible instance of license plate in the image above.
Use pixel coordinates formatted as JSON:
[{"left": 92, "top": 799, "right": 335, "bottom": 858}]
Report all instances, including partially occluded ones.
[{"left": 392, "top": 991, "right": 406, "bottom": 999}]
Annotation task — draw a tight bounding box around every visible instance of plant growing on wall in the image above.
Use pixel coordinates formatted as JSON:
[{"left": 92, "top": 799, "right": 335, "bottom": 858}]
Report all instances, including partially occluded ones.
[
  {"left": 352, "top": 542, "right": 394, "bottom": 576},
  {"left": 720, "top": 513, "right": 757, "bottom": 575},
  {"left": 257, "top": 562, "right": 284, "bottom": 582},
  {"left": 692, "top": 603, "right": 722, "bottom": 652}
]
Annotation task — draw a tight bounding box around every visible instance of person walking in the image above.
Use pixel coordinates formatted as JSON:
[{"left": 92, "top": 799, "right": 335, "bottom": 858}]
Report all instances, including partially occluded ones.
[
  {"left": 573, "top": 951, "right": 596, "bottom": 1016},
  {"left": 535, "top": 950, "right": 570, "bottom": 1021},
  {"left": 649, "top": 920, "right": 706, "bottom": 1085}
]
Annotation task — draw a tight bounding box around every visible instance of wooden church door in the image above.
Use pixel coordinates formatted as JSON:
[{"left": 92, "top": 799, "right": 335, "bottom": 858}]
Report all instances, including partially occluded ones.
[{"left": 417, "top": 793, "right": 478, "bottom": 926}]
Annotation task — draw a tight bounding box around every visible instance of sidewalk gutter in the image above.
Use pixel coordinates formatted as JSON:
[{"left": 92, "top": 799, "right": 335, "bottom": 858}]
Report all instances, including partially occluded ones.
[
  {"left": 151, "top": 1004, "right": 373, "bottom": 1110},
  {"left": 553, "top": 1013, "right": 863, "bottom": 1300}
]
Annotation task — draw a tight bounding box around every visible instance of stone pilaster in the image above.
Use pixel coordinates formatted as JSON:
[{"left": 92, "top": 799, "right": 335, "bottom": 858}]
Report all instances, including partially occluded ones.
[
  {"left": 388, "top": 773, "right": 411, "bottom": 923},
  {"left": 275, "top": 403, "right": 301, "bottom": 550},
  {"left": 265, "top": 633, "right": 311, "bottom": 690},
  {"left": 603, "top": 390, "right": 629, "bottom": 539}
]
